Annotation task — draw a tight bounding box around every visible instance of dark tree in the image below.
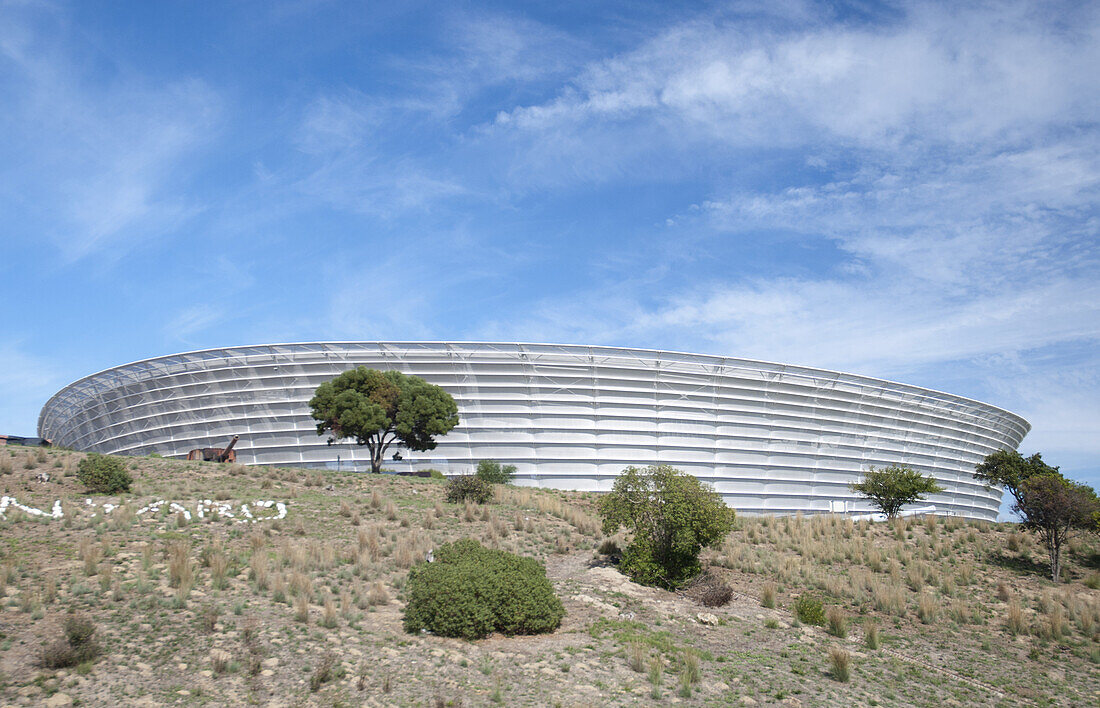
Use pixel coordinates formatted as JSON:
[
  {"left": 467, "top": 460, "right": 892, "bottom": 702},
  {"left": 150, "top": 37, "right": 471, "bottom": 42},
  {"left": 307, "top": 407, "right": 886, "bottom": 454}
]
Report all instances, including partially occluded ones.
[
  {"left": 1014, "top": 473, "right": 1100, "bottom": 582},
  {"left": 849, "top": 465, "right": 943, "bottom": 519},
  {"left": 974, "top": 449, "right": 1058, "bottom": 507},
  {"left": 598, "top": 465, "right": 735, "bottom": 588},
  {"left": 308, "top": 368, "right": 459, "bottom": 473}
]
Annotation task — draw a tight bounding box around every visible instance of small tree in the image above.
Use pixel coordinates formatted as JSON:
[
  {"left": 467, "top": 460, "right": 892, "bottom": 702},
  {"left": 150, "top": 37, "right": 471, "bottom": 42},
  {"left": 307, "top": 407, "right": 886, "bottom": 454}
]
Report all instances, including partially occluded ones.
[
  {"left": 849, "top": 465, "right": 943, "bottom": 519},
  {"left": 1014, "top": 473, "right": 1100, "bottom": 582},
  {"left": 598, "top": 465, "right": 735, "bottom": 589},
  {"left": 475, "top": 459, "right": 516, "bottom": 485},
  {"left": 974, "top": 449, "right": 1058, "bottom": 507},
  {"left": 309, "top": 368, "right": 459, "bottom": 474}
]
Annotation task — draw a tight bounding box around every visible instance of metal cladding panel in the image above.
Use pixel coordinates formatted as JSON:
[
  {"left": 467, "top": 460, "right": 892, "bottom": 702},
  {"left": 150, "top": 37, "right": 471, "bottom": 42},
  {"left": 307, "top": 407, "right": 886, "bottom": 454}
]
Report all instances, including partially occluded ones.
[{"left": 38, "top": 341, "right": 1030, "bottom": 520}]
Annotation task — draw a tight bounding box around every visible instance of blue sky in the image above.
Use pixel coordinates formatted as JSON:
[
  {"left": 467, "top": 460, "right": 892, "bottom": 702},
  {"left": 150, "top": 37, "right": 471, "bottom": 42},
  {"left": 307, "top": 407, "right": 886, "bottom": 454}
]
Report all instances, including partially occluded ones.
[{"left": 2, "top": 0, "right": 1098, "bottom": 516}]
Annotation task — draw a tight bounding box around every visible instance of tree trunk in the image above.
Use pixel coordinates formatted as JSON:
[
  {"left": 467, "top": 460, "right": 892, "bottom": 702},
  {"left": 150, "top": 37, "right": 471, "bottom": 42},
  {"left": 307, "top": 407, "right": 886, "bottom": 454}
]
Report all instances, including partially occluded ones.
[{"left": 1049, "top": 535, "right": 1061, "bottom": 583}]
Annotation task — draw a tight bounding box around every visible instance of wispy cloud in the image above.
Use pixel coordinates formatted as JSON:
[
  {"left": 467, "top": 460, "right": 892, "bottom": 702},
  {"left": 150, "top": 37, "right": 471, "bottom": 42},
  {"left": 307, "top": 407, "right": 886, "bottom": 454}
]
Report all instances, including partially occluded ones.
[{"left": 0, "top": 2, "right": 219, "bottom": 260}]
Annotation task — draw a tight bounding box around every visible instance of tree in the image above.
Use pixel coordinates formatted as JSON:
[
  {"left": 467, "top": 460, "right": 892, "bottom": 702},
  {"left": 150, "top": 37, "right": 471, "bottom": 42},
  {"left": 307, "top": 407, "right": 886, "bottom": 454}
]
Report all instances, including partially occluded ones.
[
  {"left": 308, "top": 367, "right": 459, "bottom": 474},
  {"left": 849, "top": 465, "right": 943, "bottom": 519},
  {"left": 598, "top": 465, "right": 735, "bottom": 589},
  {"left": 974, "top": 449, "right": 1058, "bottom": 507},
  {"left": 1014, "top": 473, "right": 1100, "bottom": 582}
]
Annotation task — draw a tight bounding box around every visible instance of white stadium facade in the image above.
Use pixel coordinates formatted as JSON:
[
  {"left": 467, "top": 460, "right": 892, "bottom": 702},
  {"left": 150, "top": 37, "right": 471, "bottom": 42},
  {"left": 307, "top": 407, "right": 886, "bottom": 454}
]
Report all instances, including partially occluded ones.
[{"left": 38, "top": 342, "right": 1029, "bottom": 520}]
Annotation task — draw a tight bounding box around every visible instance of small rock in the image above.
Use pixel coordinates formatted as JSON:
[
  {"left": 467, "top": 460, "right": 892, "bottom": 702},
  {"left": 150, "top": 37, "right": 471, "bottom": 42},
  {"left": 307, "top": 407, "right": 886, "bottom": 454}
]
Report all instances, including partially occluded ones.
[
  {"left": 739, "top": 697, "right": 757, "bottom": 705},
  {"left": 176, "top": 690, "right": 190, "bottom": 697},
  {"left": 697, "top": 612, "right": 720, "bottom": 626},
  {"left": 261, "top": 669, "right": 275, "bottom": 677},
  {"left": 44, "top": 694, "right": 73, "bottom": 707},
  {"left": 134, "top": 662, "right": 152, "bottom": 674},
  {"left": 199, "top": 670, "right": 213, "bottom": 678},
  {"left": 262, "top": 657, "right": 279, "bottom": 668}
]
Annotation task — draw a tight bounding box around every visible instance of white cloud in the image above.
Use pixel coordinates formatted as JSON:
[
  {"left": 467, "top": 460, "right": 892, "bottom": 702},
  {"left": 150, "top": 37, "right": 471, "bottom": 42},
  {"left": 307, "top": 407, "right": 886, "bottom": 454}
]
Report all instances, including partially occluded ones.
[{"left": 469, "top": 2, "right": 1100, "bottom": 479}]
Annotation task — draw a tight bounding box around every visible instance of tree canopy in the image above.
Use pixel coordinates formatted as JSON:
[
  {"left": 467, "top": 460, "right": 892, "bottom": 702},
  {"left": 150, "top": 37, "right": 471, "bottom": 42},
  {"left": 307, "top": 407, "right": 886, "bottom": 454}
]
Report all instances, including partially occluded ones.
[
  {"left": 1014, "top": 473, "right": 1100, "bottom": 582},
  {"left": 308, "top": 367, "right": 459, "bottom": 473},
  {"left": 974, "top": 449, "right": 1059, "bottom": 507},
  {"left": 598, "top": 465, "right": 735, "bottom": 588},
  {"left": 849, "top": 465, "right": 943, "bottom": 519}
]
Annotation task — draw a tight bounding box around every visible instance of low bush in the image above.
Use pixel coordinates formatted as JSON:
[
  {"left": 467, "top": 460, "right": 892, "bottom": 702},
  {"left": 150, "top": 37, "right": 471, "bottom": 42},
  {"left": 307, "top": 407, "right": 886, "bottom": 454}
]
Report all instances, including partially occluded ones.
[
  {"left": 77, "top": 453, "right": 132, "bottom": 494},
  {"left": 403, "top": 539, "right": 564, "bottom": 640},
  {"left": 446, "top": 476, "right": 494, "bottom": 504},
  {"left": 794, "top": 594, "right": 825, "bottom": 626},
  {"left": 41, "top": 614, "right": 101, "bottom": 668},
  {"left": 475, "top": 459, "right": 516, "bottom": 485},
  {"left": 700, "top": 582, "right": 733, "bottom": 608},
  {"left": 424, "top": 468, "right": 446, "bottom": 481}
]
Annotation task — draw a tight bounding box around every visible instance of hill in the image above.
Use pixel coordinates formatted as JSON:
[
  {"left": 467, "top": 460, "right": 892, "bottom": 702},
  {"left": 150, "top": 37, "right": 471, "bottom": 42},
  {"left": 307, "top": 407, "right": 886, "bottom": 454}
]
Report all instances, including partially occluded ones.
[{"left": 0, "top": 446, "right": 1097, "bottom": 706}]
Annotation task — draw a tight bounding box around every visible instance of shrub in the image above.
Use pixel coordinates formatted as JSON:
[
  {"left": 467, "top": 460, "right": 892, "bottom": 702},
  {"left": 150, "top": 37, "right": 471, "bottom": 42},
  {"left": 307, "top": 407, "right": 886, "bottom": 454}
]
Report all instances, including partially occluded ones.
[
  {"left": 700, "top": 582, "right": 733, "bottom": 608},
  {"left": 826, "top": 607, "right": 848, "bottom": 638},
  {"left": 794, "top": 594, "right": 825, "bottom": 626},
  {"left": 403, "top": 539, "right": 564, "bottom": 640},
  {"left": 475, "top": 459, "right": 516, "bottom": 485},
  {"left": 41, "top": 614, "right": 101, "bottom": 668},
  {"left": 828, "top": 647, "right": 851, "bottom": 682},
  {"left": 597, "top": 538, "right": 621, "bottom": 556},
  {"left": 761, "top": 582, "right": 777, "bottom": 609},
  {"left": 424, "top": 468, "right": 446, "bottom": 481},
  {"left": 446, "top": 475, "right": 494, "bottom": 504},
  {"left": 310, "top": 651, "right": 337, "bottom": 691},
  {"left": 864, "top": 621, "right": 880, "bottom": 650},
  {"left": 76, "top": 453, "right": 132, "bottom": 494},
  {"left": 598, "top": 465, "right": 735, "bottom": 588}
]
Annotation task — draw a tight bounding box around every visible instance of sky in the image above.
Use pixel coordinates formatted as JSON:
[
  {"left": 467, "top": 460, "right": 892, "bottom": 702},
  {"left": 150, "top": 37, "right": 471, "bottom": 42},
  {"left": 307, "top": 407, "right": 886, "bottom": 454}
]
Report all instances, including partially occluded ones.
[{"left": 1, "top": 0, "right": 1097, "bottom": 517}]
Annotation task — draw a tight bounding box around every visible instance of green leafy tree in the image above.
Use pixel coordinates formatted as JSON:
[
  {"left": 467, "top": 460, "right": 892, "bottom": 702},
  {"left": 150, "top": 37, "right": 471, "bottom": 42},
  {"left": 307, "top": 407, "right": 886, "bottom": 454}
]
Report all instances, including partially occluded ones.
[
  {"left": 598, "top": 465, "right": 735, "bottom": 589},
  {"left": 308, "top": 368, "right": 459, "bottom": 474},
  {"left": 1014, "top": 473, "right": 1100, "bottom": 582},
  {"left": 849, "top": 465, "right": 943, "bottom": 519},
  {"left": 476, "top": 459, "right": 516, "bottom": 485},
  {"left": 974, "top": 449, "right": 1058, "bottom": 507}
]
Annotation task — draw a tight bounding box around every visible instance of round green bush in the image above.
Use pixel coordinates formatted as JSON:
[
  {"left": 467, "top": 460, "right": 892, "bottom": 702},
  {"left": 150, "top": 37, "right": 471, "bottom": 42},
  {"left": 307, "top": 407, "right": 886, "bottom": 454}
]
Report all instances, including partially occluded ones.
[
  {"left": 425, "top": 468, "right": 446, "bottom": 481},
  {"left": 793, "top": 594, "right": 825, "bottom": 626},
  {"left": 76, "top": 453, "right": 132, "bottom": 494},
  {"left": 445, "top": 475, "right": 494, "bottom": 504},
  {"left": 403, "top": 539, "right": 565, "bottom": 640}
]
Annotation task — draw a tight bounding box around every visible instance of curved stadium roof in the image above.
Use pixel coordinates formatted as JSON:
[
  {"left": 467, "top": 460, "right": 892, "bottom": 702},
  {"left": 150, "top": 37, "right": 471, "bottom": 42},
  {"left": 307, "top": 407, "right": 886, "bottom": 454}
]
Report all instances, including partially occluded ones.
[{"left": 39, "top": 341, "right": 1029, "bottom": 520}]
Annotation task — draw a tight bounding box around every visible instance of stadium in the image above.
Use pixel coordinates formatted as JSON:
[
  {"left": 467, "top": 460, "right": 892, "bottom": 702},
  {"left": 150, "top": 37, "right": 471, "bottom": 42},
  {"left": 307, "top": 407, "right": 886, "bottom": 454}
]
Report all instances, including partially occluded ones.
[{"left": 38, "top": 342, "right": 1029, "bottom": 520}]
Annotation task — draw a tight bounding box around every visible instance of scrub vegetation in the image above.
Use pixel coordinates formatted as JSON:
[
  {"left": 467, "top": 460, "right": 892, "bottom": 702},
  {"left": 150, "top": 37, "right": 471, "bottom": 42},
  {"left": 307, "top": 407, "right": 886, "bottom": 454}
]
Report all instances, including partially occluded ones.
[{"left": 0, "top": 445, "right": 1097, "bottom": 706}]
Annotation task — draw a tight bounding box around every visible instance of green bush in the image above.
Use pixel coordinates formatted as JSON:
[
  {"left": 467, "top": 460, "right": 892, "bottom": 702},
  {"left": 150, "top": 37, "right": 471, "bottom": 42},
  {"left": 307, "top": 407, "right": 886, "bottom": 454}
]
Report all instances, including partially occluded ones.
[
  {"left": 424, "top": 468, "right": 446, "bottom": 481},
  {"left": 40, "top": 614, "right": 101, "bottom": 668},
  {"left": 76, "top": 453, "right": 132, "bottom": 494},
  {"left": 475, "top": 459, "right": 516, "bottom": 485},
  {"left": 403, "top": 539, "right": 564, "bottom": 640},
  {"left": 793, "top": 594, "right": 825, "bottom": 626},
  {"left": 446, "top": 475, "right": 494, "bottom": 504}
]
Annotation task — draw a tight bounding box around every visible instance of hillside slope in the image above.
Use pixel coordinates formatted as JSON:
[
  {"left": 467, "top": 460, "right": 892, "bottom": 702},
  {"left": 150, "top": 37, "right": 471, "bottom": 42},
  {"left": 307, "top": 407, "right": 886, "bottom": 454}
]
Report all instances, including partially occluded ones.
[{"left": 0, "top": 446, "right": 1097, "bottom": 706}]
